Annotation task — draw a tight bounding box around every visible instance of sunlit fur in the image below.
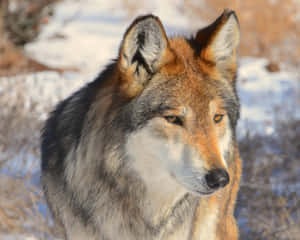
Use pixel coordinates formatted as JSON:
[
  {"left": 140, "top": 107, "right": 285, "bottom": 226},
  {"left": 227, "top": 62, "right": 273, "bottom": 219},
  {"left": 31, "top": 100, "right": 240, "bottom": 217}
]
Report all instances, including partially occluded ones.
[{"left": 41, "top": 10, "right": 242, "bottom": 240}]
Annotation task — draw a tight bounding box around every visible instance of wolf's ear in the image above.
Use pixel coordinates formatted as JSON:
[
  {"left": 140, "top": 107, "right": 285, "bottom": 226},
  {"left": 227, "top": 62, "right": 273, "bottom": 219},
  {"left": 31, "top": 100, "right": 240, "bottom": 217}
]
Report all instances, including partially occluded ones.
[
  {"left": 118, "top": 15, "right": 175, "bottom": 97},
  {"left": 195, "top": 9, "right": 240, "bottom": 68}
]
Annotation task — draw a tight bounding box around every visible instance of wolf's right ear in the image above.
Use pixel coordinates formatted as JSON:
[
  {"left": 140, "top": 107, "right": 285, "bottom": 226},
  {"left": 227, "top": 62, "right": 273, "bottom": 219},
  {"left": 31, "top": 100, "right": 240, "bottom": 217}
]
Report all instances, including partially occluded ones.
[
  {"left": 118, "top": 15, "right": 175, "bottom": 97},
  {"left": 194, "top": 9, "right": 240, "bottom": 76}
]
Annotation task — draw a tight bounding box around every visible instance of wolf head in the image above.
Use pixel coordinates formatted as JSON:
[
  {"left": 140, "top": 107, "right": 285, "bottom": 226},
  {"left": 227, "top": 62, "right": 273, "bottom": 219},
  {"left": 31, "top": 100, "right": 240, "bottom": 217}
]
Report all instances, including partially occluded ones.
[{"left": 115, "top": 10, "right": 240, "bottom": 197}]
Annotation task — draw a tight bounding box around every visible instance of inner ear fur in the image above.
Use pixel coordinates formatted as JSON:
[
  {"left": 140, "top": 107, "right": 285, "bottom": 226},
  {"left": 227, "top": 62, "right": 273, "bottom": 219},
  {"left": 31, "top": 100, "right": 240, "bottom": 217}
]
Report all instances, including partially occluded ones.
[
  {"left": 118, "top": 15, "right": 176, "bottom": 98},
  {"left": 194, "top": 9, "right": 240, "bottom": 67}
]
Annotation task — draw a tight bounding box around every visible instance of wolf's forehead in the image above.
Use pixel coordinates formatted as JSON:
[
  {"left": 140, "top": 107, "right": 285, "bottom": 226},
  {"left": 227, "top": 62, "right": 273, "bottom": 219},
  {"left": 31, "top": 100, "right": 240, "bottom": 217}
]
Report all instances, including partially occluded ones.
[
  {"left": 145, "top": 79, "right": 218, "bottom": 112},
  {"left": 169, "top": 38, "right": 195, "bottom": 62},
  {"left": 167, "top": 38, "right": 200, "bottom": 75},
  {"left": 166, "top": 37, "right": 219, "bottom": 86},
  {"left": 144, "top": 37, "right": 231, "bottom": 108}
]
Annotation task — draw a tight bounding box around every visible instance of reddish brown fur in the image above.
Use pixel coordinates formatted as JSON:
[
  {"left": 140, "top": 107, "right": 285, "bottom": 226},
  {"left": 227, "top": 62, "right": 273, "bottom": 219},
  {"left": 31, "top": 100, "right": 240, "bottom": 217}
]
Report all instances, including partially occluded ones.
[
  {"left": 151, "top": 36, "right": 241, "bottom": 239},
  {"left": 116, "top": 12, "right": 241, "bottom": 239},
  {"left": 177, "top": 40, "right": 239, "bottom": 240},
  {"left": 41, "top": 11, "right": 241, "bottom": 240}
]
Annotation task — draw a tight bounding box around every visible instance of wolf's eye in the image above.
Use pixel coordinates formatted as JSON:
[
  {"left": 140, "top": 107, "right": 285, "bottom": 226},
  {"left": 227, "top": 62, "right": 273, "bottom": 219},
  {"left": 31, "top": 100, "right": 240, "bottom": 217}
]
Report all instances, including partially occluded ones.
[
  {"left": 164, "top": 116, "right": 183, "bottom": 126},
  {"left": 213, "top": 114, "right": 224, "bottom": 123}
]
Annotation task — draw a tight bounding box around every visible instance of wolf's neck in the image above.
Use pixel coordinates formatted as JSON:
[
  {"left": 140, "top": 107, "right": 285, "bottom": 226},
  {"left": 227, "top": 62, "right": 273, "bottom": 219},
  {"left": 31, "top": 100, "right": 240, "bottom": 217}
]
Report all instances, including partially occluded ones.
[
  {"left": 142, "top": 176, "right": 187, "bottom": 222},
  {"left": 123, "top": 168, "right": 196, "bottom": 238},
  {"left": 128, "top": 162, "right": 189, "bottom": 223},
  {"left": 138, "top": 191, "right": 197, "bottom": 239}
]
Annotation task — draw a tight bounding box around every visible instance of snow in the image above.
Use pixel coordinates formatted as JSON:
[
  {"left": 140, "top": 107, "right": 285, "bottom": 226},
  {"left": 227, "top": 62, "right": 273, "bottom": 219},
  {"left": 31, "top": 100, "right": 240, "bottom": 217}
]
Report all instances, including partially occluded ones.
[
  {"left": 25, "top": 0, "right": 192, "bottom": 79},
  {"left": 0, "top": 235, "right": 39, "bottom": 240},
  {"left": 1, "top": 0, "right": 299, "bottom": 239},
  {"left": 237, "top": 57, "right": 299, "bottom": 136}
]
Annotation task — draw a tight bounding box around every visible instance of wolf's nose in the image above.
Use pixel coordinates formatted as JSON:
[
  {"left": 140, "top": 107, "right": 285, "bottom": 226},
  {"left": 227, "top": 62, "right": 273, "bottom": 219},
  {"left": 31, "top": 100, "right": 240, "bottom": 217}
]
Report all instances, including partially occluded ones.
[{"left": 205, "top": 169, "right": 229, "bottom": 190}]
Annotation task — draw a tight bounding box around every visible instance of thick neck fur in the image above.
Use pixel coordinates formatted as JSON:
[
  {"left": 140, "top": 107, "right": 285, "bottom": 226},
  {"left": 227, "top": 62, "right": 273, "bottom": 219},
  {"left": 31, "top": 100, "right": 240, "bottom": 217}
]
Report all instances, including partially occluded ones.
[
  {"left": 96, "top": 143, "right": 199, "bottom": 240},
  {"left": 64, "top": 78, "right": 236, "bottom": 240},
  {"left": 63, "top": 88, "right": 198, "bottom": 240}
]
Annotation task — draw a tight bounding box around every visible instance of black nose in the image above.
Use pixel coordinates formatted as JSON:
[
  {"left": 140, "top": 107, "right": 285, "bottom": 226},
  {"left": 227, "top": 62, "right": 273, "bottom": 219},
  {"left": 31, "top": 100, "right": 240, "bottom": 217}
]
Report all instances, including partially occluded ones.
[{"left": 205, "top": 169, "right": 230, "bottom": 190}]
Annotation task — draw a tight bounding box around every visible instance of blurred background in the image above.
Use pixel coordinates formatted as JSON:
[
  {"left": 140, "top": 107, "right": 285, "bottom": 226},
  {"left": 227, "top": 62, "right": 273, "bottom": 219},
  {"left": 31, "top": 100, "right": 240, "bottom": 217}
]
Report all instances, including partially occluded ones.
[{"left": 0, "top": 0, "right": 299, "bottom": 239}]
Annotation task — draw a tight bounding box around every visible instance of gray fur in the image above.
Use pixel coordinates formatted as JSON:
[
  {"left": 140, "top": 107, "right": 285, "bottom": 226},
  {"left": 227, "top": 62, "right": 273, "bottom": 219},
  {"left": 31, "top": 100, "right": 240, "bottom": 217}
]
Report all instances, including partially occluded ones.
[
  {"left": 122, "top": 16, "right": 167, "bottom": 75},
  {"left": 41, "top": 13, "right": 241, "bottom": 240},
  {"left": 41, "top": 63, "right": 199, "bottom": 240}
]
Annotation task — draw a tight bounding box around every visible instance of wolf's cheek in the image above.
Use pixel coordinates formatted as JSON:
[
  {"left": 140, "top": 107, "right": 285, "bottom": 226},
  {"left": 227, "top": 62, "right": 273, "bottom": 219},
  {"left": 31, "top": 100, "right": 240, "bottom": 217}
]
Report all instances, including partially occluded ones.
[
  {"left": 216, "top": 117, "right": 232, "bottom": 168},
  {"left": 125, "top": 121, "right": 190, "bottom": 195},
  {"left": 125, "top": 119, "right": 184, "bottom": 169}
]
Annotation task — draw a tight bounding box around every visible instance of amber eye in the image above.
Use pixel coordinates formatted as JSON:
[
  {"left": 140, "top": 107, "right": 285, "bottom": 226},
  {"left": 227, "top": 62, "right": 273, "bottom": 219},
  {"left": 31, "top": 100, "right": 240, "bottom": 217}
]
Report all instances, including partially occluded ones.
[
  {"left": 213, "top": 114, "right": 224, "bottom": 123},
  {"left": 164, "top": 116, "right": 183, "bottom": 126}
]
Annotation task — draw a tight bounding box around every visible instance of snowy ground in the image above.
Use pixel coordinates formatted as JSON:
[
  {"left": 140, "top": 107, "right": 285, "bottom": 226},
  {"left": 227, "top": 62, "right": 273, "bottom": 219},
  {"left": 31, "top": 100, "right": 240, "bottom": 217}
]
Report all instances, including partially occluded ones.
[{"left": 0, "top": 0, "right": 299, "bottom": 239}]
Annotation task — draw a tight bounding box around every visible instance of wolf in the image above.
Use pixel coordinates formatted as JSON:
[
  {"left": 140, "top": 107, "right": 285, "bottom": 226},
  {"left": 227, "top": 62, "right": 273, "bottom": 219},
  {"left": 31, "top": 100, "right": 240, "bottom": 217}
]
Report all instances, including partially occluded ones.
[{"left": 41, "top": 9, "right": 242, "bottom": 240}]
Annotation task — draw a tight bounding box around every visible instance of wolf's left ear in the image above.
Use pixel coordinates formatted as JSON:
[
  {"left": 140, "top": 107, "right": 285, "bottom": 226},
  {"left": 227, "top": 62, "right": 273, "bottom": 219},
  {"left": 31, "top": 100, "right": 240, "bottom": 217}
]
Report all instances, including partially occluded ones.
[
  {"left": 195, "top": 9, "right": 240, "bottom": 70},
  {"left": 118, "top": 15, "right": 175, "bottom": 97}
]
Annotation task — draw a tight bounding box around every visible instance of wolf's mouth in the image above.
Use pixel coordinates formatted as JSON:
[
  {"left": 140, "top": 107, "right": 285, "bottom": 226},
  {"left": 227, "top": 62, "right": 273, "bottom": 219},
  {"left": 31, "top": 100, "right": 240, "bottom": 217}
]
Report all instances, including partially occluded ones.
[{"left": 194, "top": 189, "right": 215, "bottom": 196}]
